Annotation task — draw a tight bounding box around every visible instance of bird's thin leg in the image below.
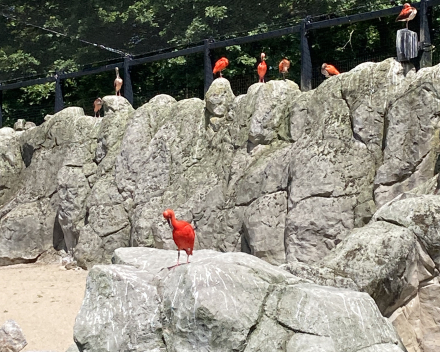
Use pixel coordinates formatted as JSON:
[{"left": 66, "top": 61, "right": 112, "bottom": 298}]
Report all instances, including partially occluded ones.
[
  {"left": 219, "top": 71, "right": 222, "bottom": 78},
  {"left": 187, "top": 252, "right": 190, "bottom": 264},
  {"left": 177, "top": 250, "right": 180, "bottom": 266}
]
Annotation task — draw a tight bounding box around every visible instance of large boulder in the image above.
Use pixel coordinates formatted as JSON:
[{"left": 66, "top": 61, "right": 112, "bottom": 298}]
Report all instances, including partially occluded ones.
[
  {"left": 319, "top": 187, "right": 440, "bottom": 352},
  {"left": 73, "top": 248, "right": 404, "bottom": 352},
  {"left": 0, "top": 107, "right": 101, "bottom": 265}
]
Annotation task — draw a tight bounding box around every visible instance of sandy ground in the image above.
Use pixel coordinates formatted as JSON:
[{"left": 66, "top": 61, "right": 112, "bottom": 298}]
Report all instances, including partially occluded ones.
[{"left": 0, "top": 263, "right": 88, "bottom": 352}]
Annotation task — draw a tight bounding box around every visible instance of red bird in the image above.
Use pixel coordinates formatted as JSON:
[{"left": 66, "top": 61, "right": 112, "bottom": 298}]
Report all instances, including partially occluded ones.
[
  {"left": 321, "top": 63, "right": 340, "bottom": 78},
  {"left": 213, "top": 57, "right": 229, "bottom": 77},
  {"left": 396, "top": 3, "right": 417, "bottom": 29},
  {"left": 257, "top": 53, "right": 267, "bottom": 83},
  {"left": 163, "top": 209, "right": 195, "bottom": 267},
  {"left": 279, "top": 58, "right": 290, "bottom": 80}
]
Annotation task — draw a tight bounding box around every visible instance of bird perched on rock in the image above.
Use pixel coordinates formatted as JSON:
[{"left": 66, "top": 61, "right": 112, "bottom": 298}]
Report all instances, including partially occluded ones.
[
  {"left": 163, "top": 209, "right": 195, "bottom": 268},
  {"left": 279, "top": 58, "right": 290, "bottom": 80},
  {"left": 114, "top": 67, "right": 123, "bottom": 96},
  {"left": 396, "top": 3, "right": 417, "bottom": 29},
  {"left": 213, "top": 57, "right": 229, "bottom": 77},
  {"left": 257, "top": 53, "right": 267, "bottom": 83},
  {"left": 321, "top": 63, "right": 340, "bottom": 78},
  {"left": 93, "top": 98, "right": 103, "bottom": 117}
]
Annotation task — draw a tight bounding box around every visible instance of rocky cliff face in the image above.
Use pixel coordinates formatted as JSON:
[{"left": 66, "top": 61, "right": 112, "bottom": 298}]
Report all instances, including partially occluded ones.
[{"left": 2, "top": 58, "right": 440, "bottom": 351}]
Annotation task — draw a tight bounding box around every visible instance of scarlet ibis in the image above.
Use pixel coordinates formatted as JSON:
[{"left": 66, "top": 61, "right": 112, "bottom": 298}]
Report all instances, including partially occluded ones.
[
  {"left": 163, "top": 209, "right": 195, "bottom": 267},
  {"left": 213, "top": 57, "right": 229, "bottom": 77},
  {"left": 396, "top": 3, "right": 417, "bottom": 29},
  {"left": 321, "top": 63, "right": 340, "bottom": 78},
  {"left": 114, "top": 67, "right": 123, "bottom": 96},
  {"left": 257, "top": 53, "right": 267, "bottom": 83},
  {"left": 93, "top": 98, "right": 103, "bottom": 117},
  {"left": 279, "top": 58, "right": 290, "bottom": 80}
]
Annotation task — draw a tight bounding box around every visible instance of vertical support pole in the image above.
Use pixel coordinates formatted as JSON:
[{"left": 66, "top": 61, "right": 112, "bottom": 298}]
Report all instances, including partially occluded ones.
[
  {"left": 204, "top": 38, "right": 214, "bottom": 95},
  {"left": 419, "top": 0, "right": 432, "bottom": 68},
  {"left": 300, "top": 17, "right": 312, "bottom": 92},
  {"left": 54, "top": 72, "right": 64, "bottom": 113},
  {"left": 0, "top": 89, "right": 2, "bottom": 128},
  {"left": 124, "top": 56, "right": 134, "bottom": 105}
]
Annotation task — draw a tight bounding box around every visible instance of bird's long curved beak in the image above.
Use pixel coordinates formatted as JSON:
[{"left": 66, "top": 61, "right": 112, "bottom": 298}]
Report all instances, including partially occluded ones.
[{"left": 166, "top": 218, "right": 172, "bottom": 229}]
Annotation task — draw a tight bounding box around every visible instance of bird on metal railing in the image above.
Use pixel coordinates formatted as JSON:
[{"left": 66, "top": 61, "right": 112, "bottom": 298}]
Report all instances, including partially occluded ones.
[
  {"left": 278, "top": 58, "right": 290, "bottom": 80},
  {"left": 396, "top": 3, "right": 417, "bottom": 29},
  {"left": 321, "top": 63, "right": 340, "bottom": 78},
  {"left": 213, "top": 57, "right": 229, "bottom": 77},
  {"left": 93, "top": 97, "right": 103, "bottom": 117},
  {"left": 114, "top": 67, "right": 123, "bottom": 96},
  {"left": 257, "top": 53, "right": 267, "bottom": 83}
]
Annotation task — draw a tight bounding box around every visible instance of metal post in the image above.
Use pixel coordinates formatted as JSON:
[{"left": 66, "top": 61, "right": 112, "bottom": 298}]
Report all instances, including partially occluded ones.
[
  {"left": 204, "top": 38, "right": 214, "bottom": 95},
  {"left": 0, "top": 90, "right": 2, "bottom": 128},
  {"left": 300, "top": 17, "right": 312, "bottom": 92},
  {"left": 124, "top": 56, "right": 134, "bottom": 105},
  {"left": 419, "top": 0, "right": 432, "bottom": 68},
  {"left": 54, "top": 72, "right": 64, "bottom": 113}
]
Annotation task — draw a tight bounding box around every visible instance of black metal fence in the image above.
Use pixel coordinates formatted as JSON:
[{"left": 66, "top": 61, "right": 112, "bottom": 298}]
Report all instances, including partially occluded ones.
[{"left": 0, "top": 0, "right": 438, "bottom": 127}]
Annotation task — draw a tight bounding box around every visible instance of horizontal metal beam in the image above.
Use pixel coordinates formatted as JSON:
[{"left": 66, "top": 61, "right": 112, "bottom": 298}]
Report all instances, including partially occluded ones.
[
  {"left": 0, "top": 76, "right": 55, "bottom": 90},
  {"left": 61, "top": 62, "right": 123, "bottom": 80},
  {"left": 129, "top": 45, "right": 205, "bottom": 66},
  {"left": 209, "top": 26, "right": 301, "bottom": 50}
]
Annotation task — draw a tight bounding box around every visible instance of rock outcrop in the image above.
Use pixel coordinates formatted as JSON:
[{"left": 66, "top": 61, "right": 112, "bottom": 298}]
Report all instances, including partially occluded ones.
[
  {"left": 2, "top": 58, "right": 440, "bottom": 351},
  {"left": 0, "top": 319, "right": 27, "bottom": 352},
  {"left": 73, "top": 248, "right": 404, "bottom": 352},
  {"left": 282, "top": 177, "right": 440, "bottom": 352}
]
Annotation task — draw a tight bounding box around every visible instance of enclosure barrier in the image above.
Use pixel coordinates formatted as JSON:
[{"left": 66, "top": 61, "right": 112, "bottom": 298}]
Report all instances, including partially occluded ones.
[{"left": 0, "top": 0, "right": 437, "bottom": 127}]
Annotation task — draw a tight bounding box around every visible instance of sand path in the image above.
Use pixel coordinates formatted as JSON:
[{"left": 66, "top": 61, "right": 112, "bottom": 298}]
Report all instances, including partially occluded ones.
[{"left": 0, "top": 263, "right": 88, "bottom": 352}]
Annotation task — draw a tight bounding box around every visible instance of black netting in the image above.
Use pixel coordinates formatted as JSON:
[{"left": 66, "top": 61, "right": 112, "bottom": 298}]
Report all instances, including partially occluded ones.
[
  {"left": 1, "top": 0, "right": 395, "bottom": 82},
  {"left": 1, "top": 1, "right": 439, "bottom": 127}
]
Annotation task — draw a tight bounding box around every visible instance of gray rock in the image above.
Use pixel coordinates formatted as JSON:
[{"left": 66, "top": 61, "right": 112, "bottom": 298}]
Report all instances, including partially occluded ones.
[
  {"left": 286, "top": 334, "right": 335, "bottom": 352},
  {"left": 248, "top": 79, "right": 300, "bottom": 146},
  {"left": 0, "top": 129, "right": 24, "bottom": 206},
  {"left": 57, "top": 166, "right": 91, "bottom": 253},
  {"left": 0, "top": 201, "right": 52, "bottom": 265},
  {"left": 281, "top": 261, "right": 359, "bottom": 291},
  {"left": 24, "top": 121, "right": 36, "bottom": 130},
  {"left": 74, "top": 248, "right": 403, "bottom": 352},
  {"left": 65, "top": 343, "right": 80, "bottom": 352},
  {"left": 13, "top": 119, "right": 26, "bottom": 131},
  {"left": 205, "top": 77, "right": 235, "bottom": 118},
  {"left": 0, "top": 320, "right": 27, "bottom": 352},
  {"left": 242, "top": 191, "right": 287, "bottom": 265},
  {"left": 275, "top": 284, "right": 400, "bottom": 352},
  {"left": 374, "top": 64, "right": 440, "bottom": 207},
  {"left": 373, "top": 195, "right": 440, "bottom": 266},
  {"left": 322, "top": 220, "right": 431, "bottom": 315},
  {"left": 0, "top": 106, "right": 100, "bottom": 266}
]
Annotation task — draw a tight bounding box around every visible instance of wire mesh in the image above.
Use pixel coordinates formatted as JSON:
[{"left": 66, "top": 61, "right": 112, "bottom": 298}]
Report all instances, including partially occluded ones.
[
  {"left": 1, "top": 1, "right": 440, "bottom": 127},
  {"left": 0, "top": 0, "right": 396, "bottom": 83}
]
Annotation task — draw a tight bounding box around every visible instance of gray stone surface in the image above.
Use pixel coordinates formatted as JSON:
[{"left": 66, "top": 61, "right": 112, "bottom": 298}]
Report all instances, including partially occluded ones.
[
  {"left": 74, "top": 248, "right": 403, "bottom": 352},
  {"left": 320, "top": 185, "right": 440, "bottom": 351},
  {"left": 4, "top": 58, "right": 436, "bottom": 271},
  {"left": 0, "top": 128, "right": 24, "bottom": 206},
  {"left": 0, "top": 319, "right": 27, "bottom": 352}
]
